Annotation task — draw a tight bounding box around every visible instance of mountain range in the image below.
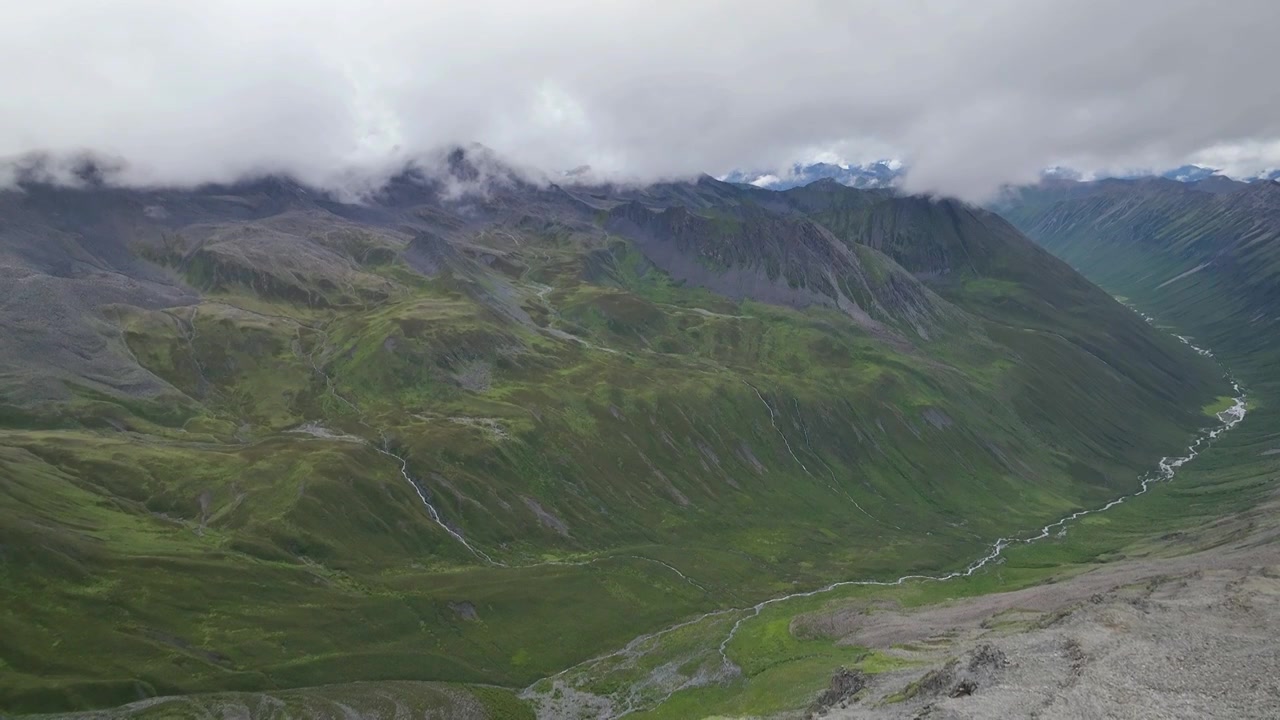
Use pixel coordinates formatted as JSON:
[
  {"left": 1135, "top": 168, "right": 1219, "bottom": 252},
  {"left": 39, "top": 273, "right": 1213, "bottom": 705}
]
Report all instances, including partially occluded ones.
[
  {"left": 0, "top": 149, "right": 1236, "bottom": 716},
  {"left": 721, "top": 161, "right": 904, "bottom": 190},
  {"left": 728, "top": 160, "right": 1279, "bottom": 192}
]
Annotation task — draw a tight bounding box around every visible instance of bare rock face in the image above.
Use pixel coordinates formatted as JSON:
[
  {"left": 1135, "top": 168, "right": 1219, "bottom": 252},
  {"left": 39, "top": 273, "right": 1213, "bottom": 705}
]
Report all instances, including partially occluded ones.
[
  {"left": 448, "top": 601, "right": 479, "bottom": 621},
  {"left": 808, "top": 667, "right": 870, "bottom": 717},
  {"left": 962, "top": 644, "right": 1009, "bottom": 688}
]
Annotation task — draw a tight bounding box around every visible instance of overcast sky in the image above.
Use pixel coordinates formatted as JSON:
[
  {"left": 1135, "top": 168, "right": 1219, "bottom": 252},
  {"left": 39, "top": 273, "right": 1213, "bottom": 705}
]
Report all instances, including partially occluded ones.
[{"left": 3, "top": 0, "right": 1279, "bottom": 200}]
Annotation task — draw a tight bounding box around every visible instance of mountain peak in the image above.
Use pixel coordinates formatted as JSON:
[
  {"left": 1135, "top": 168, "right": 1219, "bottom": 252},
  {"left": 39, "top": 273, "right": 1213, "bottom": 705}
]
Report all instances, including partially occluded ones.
[{"left": 722, "top": 160, "right": 904, "bottom": 191}]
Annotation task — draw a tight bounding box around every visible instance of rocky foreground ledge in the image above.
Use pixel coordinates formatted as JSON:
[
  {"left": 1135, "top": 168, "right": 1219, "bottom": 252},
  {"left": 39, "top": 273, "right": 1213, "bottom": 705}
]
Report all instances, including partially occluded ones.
[{"left": 805, "top": 493, "right": 1280, "bottom": 720}]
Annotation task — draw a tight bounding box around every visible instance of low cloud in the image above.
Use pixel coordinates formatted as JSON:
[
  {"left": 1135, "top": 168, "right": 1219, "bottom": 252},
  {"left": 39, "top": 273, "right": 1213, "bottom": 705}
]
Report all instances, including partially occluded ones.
[{"left": 3, "top": 1, "right": 1279, "bottom": 200}]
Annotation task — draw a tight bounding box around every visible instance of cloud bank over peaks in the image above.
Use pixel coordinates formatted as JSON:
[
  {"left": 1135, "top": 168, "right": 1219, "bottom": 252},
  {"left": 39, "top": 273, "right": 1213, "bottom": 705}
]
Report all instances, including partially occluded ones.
[{"left": 3, "top": 1, "right": 1280, "bottom": 202}]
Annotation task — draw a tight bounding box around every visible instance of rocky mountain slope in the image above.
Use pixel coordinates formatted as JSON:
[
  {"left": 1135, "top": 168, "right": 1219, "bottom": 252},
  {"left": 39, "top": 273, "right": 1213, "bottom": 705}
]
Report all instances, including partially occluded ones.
[
  {"left": 0, "top": 151, "right": 1227, "bottom": 715},
  {"left": 807, "top": 495, "right": 1280, "bottom": 720}
]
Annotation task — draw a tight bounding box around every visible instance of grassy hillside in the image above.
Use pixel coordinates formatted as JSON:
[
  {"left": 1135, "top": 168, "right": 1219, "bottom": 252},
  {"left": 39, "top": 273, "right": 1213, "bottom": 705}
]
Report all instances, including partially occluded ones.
[
  {"left": 1001, "top": 178, "right": 1280, "bottom": 385},
  {"left": 0, "top": 165, "right": 1226, "bottom": 715}
]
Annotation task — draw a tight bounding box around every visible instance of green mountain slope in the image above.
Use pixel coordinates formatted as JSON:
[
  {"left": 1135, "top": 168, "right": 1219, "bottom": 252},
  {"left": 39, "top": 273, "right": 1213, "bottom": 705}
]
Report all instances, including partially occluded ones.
[
  {"left": 1001, "top": 177, "right": 1280, "bottom": 383},
  {"left": 780, "top": 181, "right": 1219, "bottom": 473},
  {"left": 0, "top": 158, "right": 1225, "bottom": 714}
]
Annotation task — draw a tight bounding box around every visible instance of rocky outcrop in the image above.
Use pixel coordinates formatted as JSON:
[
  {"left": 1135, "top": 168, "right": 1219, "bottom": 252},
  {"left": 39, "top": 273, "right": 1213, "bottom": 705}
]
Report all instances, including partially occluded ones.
[{"left": 604, "top": 200, "right": 951, "bottom": 338}]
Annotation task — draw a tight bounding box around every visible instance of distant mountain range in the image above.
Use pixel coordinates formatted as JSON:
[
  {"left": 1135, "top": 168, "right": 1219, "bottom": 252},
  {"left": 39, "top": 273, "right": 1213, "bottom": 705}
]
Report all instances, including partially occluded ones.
[
  {"left": 728, "top": 160, "right": 1279, "bottom": 191},
  {"left": 1045, "top": 163, "right": 1280, "bottom": 183},
  {"left": 721, "top": 160, "right": 905, "bottom": 190}
]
